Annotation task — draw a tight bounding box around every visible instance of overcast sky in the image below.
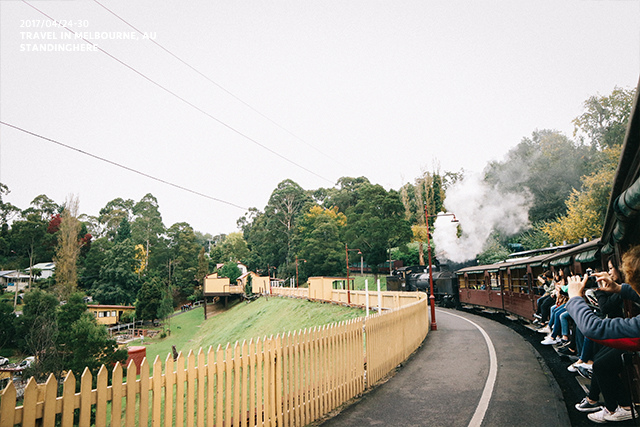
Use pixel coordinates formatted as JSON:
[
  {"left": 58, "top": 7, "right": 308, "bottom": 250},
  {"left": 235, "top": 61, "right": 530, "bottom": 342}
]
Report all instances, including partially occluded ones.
[{"left": 1, "top": 0, "right": 639, "bottom": 236}]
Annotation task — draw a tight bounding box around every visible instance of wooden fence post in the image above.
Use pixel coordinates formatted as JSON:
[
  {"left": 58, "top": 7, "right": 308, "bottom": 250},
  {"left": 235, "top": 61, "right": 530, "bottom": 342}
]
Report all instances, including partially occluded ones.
[
  {"left": 152, "top": 356, "right": 163, "bottom": 427},
  {"left": 126, "top": 360, "right": 137, "bottom": 427}
]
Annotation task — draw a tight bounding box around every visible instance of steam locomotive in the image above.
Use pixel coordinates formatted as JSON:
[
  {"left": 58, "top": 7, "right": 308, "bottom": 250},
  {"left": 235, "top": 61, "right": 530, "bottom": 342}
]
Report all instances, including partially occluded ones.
[{"left": 386, "top": 264, "right": 459, "bottom": 308}]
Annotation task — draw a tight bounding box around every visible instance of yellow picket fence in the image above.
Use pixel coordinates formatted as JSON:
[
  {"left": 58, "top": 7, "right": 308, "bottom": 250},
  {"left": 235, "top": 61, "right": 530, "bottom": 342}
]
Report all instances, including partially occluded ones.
[
  {"left": 365, "top": 298, "right": 429, "bottom": 386},
  {"left": 271, "top": 287, "right": 424, "bottom": 311},
  {"left": 1, "top": 292, "right": 428, "bottom": 426}
]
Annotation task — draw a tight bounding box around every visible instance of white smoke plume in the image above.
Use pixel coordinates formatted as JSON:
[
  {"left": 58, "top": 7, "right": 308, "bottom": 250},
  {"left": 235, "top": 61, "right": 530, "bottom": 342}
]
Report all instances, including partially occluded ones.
[{"left": 433, "top": 173, "right": 532, "bottom": 263}]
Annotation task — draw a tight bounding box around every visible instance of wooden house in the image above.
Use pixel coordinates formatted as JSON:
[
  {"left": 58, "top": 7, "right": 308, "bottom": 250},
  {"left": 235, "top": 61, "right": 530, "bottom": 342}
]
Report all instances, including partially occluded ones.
[{"left": 87, "top": 305, "right": 135, "bottom": 326}]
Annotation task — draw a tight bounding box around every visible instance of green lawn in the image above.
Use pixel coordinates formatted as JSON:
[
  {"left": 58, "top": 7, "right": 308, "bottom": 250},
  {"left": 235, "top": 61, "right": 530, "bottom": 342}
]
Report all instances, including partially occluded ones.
[
  {"left": 133, "top": 297, "right": 365, "bottom": 368},
  {"left": 131, "top": 306, "right": 206, "bottom": 366},
  {"left": 351, "top": 274, "right": 388, "bottom": 291}
]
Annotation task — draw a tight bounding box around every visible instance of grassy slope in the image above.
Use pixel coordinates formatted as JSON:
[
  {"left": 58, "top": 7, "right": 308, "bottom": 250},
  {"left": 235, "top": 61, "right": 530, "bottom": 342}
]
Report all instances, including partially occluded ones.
[
  {"left": 138, "top": 297, "right": 365, "bottom": 365},
  {"left": 136, "top": 306, "right": 206, "bottom": 365}
]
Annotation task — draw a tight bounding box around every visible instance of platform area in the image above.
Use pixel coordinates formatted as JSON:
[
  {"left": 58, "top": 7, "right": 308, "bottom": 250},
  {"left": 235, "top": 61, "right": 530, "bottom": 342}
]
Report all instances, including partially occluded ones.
[{"left": 318, "top": 308, "right": 569, "bottom": 427}]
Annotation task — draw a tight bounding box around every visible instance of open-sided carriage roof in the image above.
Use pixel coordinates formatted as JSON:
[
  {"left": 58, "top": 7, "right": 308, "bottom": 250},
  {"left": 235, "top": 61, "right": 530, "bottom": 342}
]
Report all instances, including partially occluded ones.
[
  {"left": 541, "top": 238, "right": 602, "bottom": 268},
  {"left": 455, "top": 239, "right": 604, "bottom": 275},
  {"left": 602, "top": 78, "right": 640, "bottom": 255},
  {"left": 456, "top": 259, "right": 522, "bottom": 275}
]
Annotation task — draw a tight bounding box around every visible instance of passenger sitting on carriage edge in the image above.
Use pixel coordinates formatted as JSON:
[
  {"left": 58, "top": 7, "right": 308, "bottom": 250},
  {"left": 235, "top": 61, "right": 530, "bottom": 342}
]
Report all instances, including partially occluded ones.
[
  {"left": 567, "top": 245, "right": 640, "bottom": 423},
  {"left": 534, "top": 271, "right": 555, "bottom": 323},
  {"left": 541, "top": 288, "right": 568, "bottom": 345},
  {"left": 539, "top": 268, "right": 570, "bottom": 336}
]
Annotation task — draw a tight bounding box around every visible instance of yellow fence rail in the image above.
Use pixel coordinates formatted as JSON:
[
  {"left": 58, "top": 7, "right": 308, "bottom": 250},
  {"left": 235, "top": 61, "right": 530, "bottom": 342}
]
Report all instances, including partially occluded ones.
[{"left": 1, "top": 291, "right": 428, "bottom": 426}]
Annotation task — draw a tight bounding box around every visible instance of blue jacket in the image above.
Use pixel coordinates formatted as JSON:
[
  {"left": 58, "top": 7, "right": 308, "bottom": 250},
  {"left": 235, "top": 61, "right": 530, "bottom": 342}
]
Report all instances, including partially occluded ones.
[{"left": 566, "top": 284, "right": 640, "bottom": 351}]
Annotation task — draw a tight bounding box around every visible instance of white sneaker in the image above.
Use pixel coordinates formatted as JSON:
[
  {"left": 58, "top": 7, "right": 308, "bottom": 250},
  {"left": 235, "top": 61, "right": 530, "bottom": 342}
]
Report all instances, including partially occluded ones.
[
  {"left": 574, "top": 397, "right": 602, "bottom": 413},
  {"left": 567, "top": 362, "right": 578, "bottom": 373},
  {"left": 603, "top": 406, "right": 633, "bottom": 422},
  {"left": 537, "top": 326, "right": 551, "bottom": 334},
  {"left": 588, "top": 407, "right": 613, "bottom": 423},
  {"left": 541, "top": 336, "right": 561, "bottom": 345},
  {"left": 575, "top": 362, "right": 593, "bottom": 371}
]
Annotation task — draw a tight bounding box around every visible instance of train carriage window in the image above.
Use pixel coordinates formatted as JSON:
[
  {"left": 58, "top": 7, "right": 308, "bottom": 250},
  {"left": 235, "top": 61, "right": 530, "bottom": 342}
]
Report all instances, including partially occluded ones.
[
  {"left": 490, "top": 272, "right": 499, "bottom": 290},
  {"left": 510, "top": 269, "right": 529, "bottom": 293},
  {"left": 500, "top": 271, "right": 510, "bottom": 291},
  {"left": 473, "top": 273, "right": 485, "bottom": 289},
  {"left": 458, "top": 275, "right": 467, "bottom": 289}
]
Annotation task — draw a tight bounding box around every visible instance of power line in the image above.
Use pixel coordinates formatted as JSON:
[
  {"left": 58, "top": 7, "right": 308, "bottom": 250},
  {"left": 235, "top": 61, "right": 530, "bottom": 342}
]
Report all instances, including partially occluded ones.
[
  {"left": 21, "top": 0, "right": 334, "bottom": 185},
  {"left": 0, "top": 120, "right": 248, "bottom": 211},
  {"left": 91, "top": 0, "right": 349, "bottom": 170}
]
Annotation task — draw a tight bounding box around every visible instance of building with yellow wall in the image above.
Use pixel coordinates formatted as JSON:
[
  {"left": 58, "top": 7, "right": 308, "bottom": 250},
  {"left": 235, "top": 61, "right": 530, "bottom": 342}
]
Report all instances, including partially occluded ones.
[
  {"left": 237, "top": 271, "right": 271, "bottom": 294},
  {"left": 87, "top": 305, "right": 135, "bottom": 326},
  {"left": 203, "top": 273, "right": 242, "bottom": 297},
  {"left": 308, "top": 277, "right": 349, "bottom": 300}
]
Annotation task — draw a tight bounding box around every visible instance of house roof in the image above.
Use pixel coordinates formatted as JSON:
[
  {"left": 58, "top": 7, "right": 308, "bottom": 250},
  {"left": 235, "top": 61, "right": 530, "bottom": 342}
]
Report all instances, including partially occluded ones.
[
  {"left": 0, "top": 270, "right": 30, "bottom": 279},
  {"left": 27, "top": 262, "right": 55, "bottom": 270},
  {"left": 87, "top": 305, "right": 135, "bottom": 310},
  {"left": 216, "top": 262, "right": 248, "bottom": 269},
  {"left": 238, "top": 271, "right": 264, "bottom": 280}
]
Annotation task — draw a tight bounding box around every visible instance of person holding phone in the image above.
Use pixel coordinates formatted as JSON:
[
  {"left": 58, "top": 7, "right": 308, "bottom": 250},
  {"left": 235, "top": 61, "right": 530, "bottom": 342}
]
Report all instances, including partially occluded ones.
[{"left": 566, "top": 245, "right": 640, "bottom": 422}]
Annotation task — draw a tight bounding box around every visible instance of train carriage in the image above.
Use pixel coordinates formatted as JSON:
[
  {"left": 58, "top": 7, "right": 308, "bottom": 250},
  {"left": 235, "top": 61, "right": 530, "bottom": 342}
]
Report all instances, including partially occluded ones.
[
  {"left": 457, "top": 262, "right": 504, "bottom": 311},
  {"left": 456, "top": 239, "right": 603, "bottom": 320},
  {"left": 502, "top": 255, "right": 539, "bottom": 318}
]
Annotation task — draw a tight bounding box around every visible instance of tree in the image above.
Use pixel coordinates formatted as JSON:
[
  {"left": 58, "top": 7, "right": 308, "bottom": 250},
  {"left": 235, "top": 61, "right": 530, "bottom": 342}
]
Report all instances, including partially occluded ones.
[
  {"left": 16, "top": 289, "right": 60, "bottom": 380},
  {"left": 57, "top": 292, "right": 126, "bottom": 377},
  {"left": 28, "top": 195, "right": 60, "bottom": 222},
  {"left": 516, "top": 224, "right": 553, "bottom": 251},
  {"left": 166, "top": 222, "right": 201, "bottom": 300},
  {"left": 78, "top": 213, "right": 102, "bottom": 240},
  {"left": 344, "top": 184, "right": 412, "bottom": 277},
  {"left": 238, "top": 208, "right": 270, "bottom": 272},
  {"left": 65, "top": 313, "right": 127, "bottom": 375},
  {"left": 54, "top": 197, "right": 83, "bottom": 301},
  {"left": 484, "top": 129, "right": 589, "bottom": 223},
  {"left": 14, "top": 290, "right": 127, "bottom": 381},
  {"left": 264, "top": 180, "right": 311, "bottom": 269},
  {"left": 98, "top": 198, "right": 134, "bottom": 240},
  {"left": 477, "top": 235, "right": 510, "bottom": 265},
  {"left": 296, "top": 205, "right": 346, "bottom": 278},
  {"left": 136, "top": 276, "right": 164, "bottom": 321},
  {"left": 573, "top": 86, "right": 636, "bottom": 150},
  {"left": 11, "top": 210, "right": 49, "bottom": 288},
  {"left": 219, "top": 232, "right": 250, "bottom": 263},
  {"left": 391, "top": 242, "right": 421, "bottom": 267},
  {"left": 245, "top": 274, "right": 253, "bottom": 296},
  {"left": 239, "top": 181, "right": 312, "bottom": 276},
  {"left": 0, "top": 183, "right": 19, "bottom": 227},
  {"left": 410, "top": 225, "right": 428, "bottom": 265},
  {"left": 320, "top": 176, "right": 371, "bottom": 213},
  {"left": 92, "top": 238, "right": 140, "bottom": 305},
  {"left": 195, "top": 231, "right": 214, "bottom": 252},
  {"left": 158, "top": 285, "right": 174, "bottom": 330},
  {"left": 79, "top": 236, "right": 111, "bottom": 292},
  {"left": 400, "top": 170, "right": 447, "bottom": 265},
  {"left": 542, "top": 144, "right": 621, "bottom": 244},
  {"left": 0, "top": 300, "right": 16, "bottom": 350},
  {"left": 115, "top": 217, "right": 131, "bottom": 243},
  {"left": 131, "top": 194, "right": 166, "bottom": 271},
  {"left": 196, "top": 247, "right": 209, "bottom": 286},
  {"left": 218, "top": 262, "right": 242, "bottom": 284}
]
